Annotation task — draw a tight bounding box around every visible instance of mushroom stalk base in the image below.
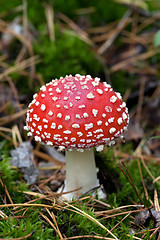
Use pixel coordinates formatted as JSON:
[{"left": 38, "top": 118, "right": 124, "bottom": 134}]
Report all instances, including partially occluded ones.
[{"left": 63, "top": 148, "right": 99, "bottom": 200}]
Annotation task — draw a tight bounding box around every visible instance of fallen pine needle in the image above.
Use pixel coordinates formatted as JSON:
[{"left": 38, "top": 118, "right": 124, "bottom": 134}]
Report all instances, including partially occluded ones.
[
  {"left": 63, "top": 235, "right": 116, "bottom": 240},
  {"left": 95, "top": 204, "right": 144, "bottom": 216},
  {"left": 0, "top": 109, "right": 27, "bottom": 125},
  {"left": 154, "top": 189, "right": 160, "bottom": 212},
  {"left": 45, "top": 208, "right": 63, "bottom": 239},
  {"left": 0, "top": 203, "right": 54, "bottom": 209},
  {"left": 61, "top": 201, "right": 118, "bottom": 240},
  {"left": 106, "top": 213, "right": 130, "bottom": 236},
  {"left": 0, "top": 229, "right": 36, "bottom": 240},
  {"left": 39, "top": 211, "right": 62, "bottom": 239},
  {"left": 127, "top": 234, "right": 142, "bottom": 240}
]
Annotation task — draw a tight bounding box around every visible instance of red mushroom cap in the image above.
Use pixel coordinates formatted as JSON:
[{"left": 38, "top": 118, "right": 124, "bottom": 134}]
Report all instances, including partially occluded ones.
[{"left": 25, "top": 74, "right": 129, "bottom": 151}]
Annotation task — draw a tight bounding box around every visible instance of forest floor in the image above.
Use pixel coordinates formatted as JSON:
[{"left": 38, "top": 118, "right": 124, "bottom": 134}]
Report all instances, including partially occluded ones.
[{"left": 0, "top": 1, "right": 160, "bottom": 239}]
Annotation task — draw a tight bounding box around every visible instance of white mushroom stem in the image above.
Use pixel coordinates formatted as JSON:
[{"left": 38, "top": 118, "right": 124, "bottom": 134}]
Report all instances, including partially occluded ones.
[{"left": 63, "top": 148, "right": 100, "bottom": 200}]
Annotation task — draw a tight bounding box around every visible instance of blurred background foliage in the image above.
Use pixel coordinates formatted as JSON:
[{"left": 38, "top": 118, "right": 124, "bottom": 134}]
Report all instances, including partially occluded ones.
[{"left": 1, "top": 0, "right": 160, "bottom": 95}]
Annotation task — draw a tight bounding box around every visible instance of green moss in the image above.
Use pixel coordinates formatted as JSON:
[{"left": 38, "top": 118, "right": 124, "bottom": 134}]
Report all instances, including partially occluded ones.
[
  {"left": 89, "top": 0, "right": 128, "bottom": 26},
  {"left": 34, "top": 25, "right": 102, "bottom": 81},
  {"left": 111, "top": 70, "right": 134, "bottom": 94},
  {"left": 56, "top": 203, "right": 107, "bottom": 238},
  {"left": 0, "top": 0, "right": 21, "bottom": 13},
  {"left": 0, "top": 210, "right": 54, "bottom": 239},
  {"left": 54, "top": 0, "right": 127, "bottom": 27},
  {"left": 0, "top": 155, "right": 15, "bottom": 192},
  {"left": 118, "top": 142, "right": 134, "bottom": 154},
  {"left": 0, "top": 155, "right": 28, "bottom": 200},
  {"left": 0, "top": 147, "right": 159, "bottom": 239}
]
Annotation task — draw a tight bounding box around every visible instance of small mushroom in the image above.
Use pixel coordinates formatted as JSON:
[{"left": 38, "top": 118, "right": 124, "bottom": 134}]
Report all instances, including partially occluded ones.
[{"left": 25, "top": 74, "right": 129, "bottom": 200}]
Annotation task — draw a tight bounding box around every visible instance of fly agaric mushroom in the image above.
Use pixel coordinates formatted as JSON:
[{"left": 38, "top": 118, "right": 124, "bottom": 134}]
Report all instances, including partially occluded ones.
[{"left": 25, "top": 74, "right": 129, "bottom": 200}]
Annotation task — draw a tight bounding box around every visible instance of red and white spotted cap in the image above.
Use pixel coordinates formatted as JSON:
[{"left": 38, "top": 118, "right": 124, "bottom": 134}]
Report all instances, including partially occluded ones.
[{"left": 25, "top": 74, "right": 129, "bottom": 151}]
